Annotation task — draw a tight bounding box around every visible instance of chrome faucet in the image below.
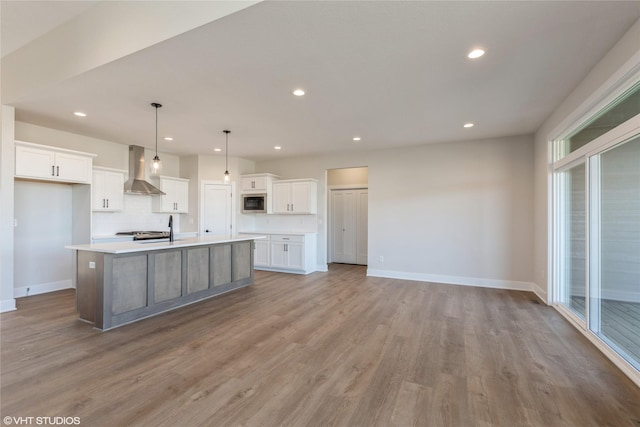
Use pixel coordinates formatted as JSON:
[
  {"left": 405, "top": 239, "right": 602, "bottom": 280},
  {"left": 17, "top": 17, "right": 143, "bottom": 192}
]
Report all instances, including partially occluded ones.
[{"left": 168, "top": 214, "right": 174, "bottom": 242}]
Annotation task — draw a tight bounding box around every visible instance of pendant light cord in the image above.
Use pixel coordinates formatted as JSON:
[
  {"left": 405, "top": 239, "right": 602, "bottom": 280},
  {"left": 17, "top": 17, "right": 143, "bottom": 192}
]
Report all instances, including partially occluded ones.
[
  {"left": 150, "top": 102, "right": 162, "bottom": 159},
  {"left": 224, "top": 130, "right": 230, "bottom": 173},
  {"left": 155, "top": 106, "right": 158, "bottom": 156}
]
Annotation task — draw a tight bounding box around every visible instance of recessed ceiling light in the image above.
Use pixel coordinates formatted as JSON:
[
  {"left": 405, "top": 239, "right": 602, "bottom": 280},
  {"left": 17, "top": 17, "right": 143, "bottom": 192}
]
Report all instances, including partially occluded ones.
[
  {"left": 353, "top": 137, "right": 361, "bottom": 141},
  {"left": 292, "top": 89, "right": 305, "bottom": 96},
  {"left": 74, "top": 111, "right": 87, "bottom": 117},
  {"left": 214, "top": 148, "right": 222, "bottom": 152},
  {"left": 464, "top": 123, "right": 474, "bottom": 128},
  {"left": 274, "top": 146, "right": 282, "bottom": 150},
  {"left": 164, "top": 137, "right": 173, "bottom": 141},
  {"left": 467, "top": 49, "right": 485, "bottom": 59}
]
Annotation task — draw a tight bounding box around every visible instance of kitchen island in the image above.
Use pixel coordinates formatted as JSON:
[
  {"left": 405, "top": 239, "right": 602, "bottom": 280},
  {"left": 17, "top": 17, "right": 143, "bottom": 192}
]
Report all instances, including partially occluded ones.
[{"left": 66, "top": 235, "right": 265, "bottom": 331}]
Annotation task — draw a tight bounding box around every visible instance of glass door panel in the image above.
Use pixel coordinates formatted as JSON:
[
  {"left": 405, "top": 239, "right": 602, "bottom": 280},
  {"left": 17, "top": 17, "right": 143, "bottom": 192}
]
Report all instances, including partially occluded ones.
[
  {"left": 590, "top": 135, "right": 640, "bottom": 369},
  {"left": 559, "top": 162, "right": 587, "bottom": 319}
]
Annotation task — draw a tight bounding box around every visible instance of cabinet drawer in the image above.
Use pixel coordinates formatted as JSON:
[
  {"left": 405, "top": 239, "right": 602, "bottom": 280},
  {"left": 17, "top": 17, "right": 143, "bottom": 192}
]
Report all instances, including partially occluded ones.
[{"left": 270, "top": 234, "right": 304, "bottom": 243}]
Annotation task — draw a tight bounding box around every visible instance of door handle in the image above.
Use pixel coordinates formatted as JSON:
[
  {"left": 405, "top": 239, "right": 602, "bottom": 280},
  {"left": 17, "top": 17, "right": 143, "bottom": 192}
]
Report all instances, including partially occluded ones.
[
  {"left": 106, "top": 199, "right": 109, "bottom": 208},
  {"left": 102, "top": 199, "right": 106, "bottom": 208},
  {"left": 56, "top": 166, "right": 59, "bottom": 176},
  {"left": 205, "top": 229, "right": 210, "bottom": 233},
  {"left": 52, "top": 165, "right": 55, "bottom": 176}
]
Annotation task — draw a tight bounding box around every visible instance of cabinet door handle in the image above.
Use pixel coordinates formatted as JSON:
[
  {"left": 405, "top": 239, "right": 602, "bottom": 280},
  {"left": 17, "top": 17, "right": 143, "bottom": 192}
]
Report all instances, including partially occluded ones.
[
  {"left": 106, "top": 199, "right": 109, "bottom": 208},
  {"left": 52, "top": 165, "right": 55, "bottom": 176},
  {"left": 102, "top": 199, "right": 105, "bottom": 208},
  {"left": 284, "top": 244, "right": 288, "bottom": 252},
  {"left": 56, "top": 166, "right": 59, "bottom": 176},
  {"left": 291, "top": 203, "right": 293, "bottom": 211}
]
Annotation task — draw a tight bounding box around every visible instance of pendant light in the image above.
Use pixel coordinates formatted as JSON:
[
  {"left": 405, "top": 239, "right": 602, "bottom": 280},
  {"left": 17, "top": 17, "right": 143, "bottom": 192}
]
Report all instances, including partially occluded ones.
[
  {"left": 223, "top": 130, "right": 231, "bottom": 183},
  {"left": 150, "top": 102, "right": 162, "bottom": 176}
]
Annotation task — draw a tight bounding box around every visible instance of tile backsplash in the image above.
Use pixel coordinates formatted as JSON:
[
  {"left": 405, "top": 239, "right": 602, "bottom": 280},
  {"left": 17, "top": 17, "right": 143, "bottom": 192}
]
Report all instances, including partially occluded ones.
[{"left": 92, "top": 194, "right": 180, "bottom": 235}]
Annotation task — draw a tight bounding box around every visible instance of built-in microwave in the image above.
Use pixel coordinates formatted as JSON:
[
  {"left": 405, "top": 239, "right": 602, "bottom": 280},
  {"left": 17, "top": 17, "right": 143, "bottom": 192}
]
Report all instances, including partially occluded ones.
[{"left": 242, "top": 193, "right": 267, "bottom": 213}]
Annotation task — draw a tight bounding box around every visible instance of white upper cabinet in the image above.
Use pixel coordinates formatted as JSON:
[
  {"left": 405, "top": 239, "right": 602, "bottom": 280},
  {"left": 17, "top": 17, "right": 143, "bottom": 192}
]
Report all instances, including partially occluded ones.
[
  {"left": 272, "top": 179, "right": 317, "bottom": 214},
  {"left": 15, "top": 141, "right": 94, "bottom": 184},
  {"left": 240, "top": 173, "right": 279, "bottom": 193},
  {"left": 151, "top": 176, "right": 189, "bottom": 213},
  {"left": 92, "top": 167, "right": 125, "bottom": 211}
]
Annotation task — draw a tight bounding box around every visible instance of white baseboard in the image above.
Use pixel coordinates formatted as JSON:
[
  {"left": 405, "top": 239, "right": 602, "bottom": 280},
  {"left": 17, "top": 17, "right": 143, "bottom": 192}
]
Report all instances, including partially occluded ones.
[
  {"left": 366, "top": 269, "right": 535, "bottom": 292},
  {"left": 14, "top": 279, "right": 74, "bottom": 298},
  {"left": 0, "top": 298, "right": 16, "bottom": 312},
  {"left": 531, "top": 285, "right": 549, "bottom": 305},
  {"left": 316, "top": 264, "right": 329, "bottom": 272}
]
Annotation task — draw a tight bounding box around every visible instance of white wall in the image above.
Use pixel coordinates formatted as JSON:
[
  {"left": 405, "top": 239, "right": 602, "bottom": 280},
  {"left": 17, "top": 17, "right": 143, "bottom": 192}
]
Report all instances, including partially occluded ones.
[
  {"left": 257, "top": 134, "right": 534, "bottom": 289},
  {"left": 328, "top": 167, "right": 368, "bottom": 187},
  {"left": 14, "top": 181, "right": 73, "bottom": 296},
  {"left": 533, "top": 19, "right": 640, "bottom": 302},
  {"left": 0, "top": 106, "right": 17, "bottom": 311}
]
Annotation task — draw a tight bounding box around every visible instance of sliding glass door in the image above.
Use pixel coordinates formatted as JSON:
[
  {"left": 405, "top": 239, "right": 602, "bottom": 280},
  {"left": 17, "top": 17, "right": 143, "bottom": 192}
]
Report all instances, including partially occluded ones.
[
  {"left": 553, "top": 80, "right": 640, "bottom": 375},
  {"left": 557, "top": 162, "right": 586, "bottom": 320},
  {"left": 589, "top": 136, "right": 640, "bottom": 369}
]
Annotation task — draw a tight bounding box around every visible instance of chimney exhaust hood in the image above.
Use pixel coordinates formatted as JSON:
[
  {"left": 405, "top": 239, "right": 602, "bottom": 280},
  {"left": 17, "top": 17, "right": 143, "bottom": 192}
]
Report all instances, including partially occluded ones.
[{"left": 123, "top": 145, "right": 165, "bottom": 195}]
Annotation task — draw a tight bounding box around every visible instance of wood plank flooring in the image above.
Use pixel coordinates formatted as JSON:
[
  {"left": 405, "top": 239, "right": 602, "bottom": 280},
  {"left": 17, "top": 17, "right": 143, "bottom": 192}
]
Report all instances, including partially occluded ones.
[
  {"left": 2, "top": 264, "right": 639, "bottom": 427},
  {"left": 571, "top": 296, "right": 640, "bottom": 366}
]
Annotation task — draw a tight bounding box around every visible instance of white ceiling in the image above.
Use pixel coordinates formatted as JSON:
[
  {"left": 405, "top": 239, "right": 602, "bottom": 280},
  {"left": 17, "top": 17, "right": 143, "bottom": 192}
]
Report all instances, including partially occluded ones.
[
  {"left": 3, "top": 1, "right": 640, "bottom": 161},
  {"left": 1, "top": 0, "right": 98, "bottom": 57}
]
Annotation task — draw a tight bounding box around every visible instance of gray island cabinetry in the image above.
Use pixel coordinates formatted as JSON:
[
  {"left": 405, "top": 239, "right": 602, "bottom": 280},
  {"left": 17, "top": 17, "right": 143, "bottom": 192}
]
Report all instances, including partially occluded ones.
[{"left": 66, "top": 235, "right": 264, "bottom": 331}]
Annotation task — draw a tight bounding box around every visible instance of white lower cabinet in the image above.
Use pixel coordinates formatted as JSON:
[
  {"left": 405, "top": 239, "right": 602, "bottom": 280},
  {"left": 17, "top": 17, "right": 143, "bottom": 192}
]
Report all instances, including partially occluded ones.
[
  {"left": 246, "top": 233, "right": 316, "bottom": 274},
  {"left": 270, "top": 235, "right": 305, "bottom": 270},
  {"left": 254, "top": 239, "right": 270, "bottom": 267}
]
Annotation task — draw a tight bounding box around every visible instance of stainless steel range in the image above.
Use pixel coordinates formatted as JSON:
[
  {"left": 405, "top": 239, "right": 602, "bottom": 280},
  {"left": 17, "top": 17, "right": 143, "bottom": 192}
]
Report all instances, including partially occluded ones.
[{"left": 115, "top": 231, "right": 170, "bottom": 241}]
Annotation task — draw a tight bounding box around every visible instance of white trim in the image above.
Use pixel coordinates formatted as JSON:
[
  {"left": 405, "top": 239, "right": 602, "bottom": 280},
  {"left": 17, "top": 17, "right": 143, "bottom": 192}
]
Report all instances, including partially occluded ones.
[
  {"left": 588, "top": 154, "right": 601, "bottom": 332},
  {"left": 548, "top": 51, "right": 640, "bottom": 142},
  {"left": 327, "top": 184, "right": 368, "bottom": 191},
  {"left": 531, "top": 285, "right": 548, "bottom": 305},
  {"left": 14, "top": 279, "right": 73, "bottom": 298},
  {"left": 553, "top": 113, "right": 640, "bottom": 170},
  {"left": 0, "top": 299, "right": 16, "bottom": 312},
  {"left": 14, "top": 140, "right": 98, "bottom": 158},
  {"left": 92, "top": 166, "right": 127, "bottom": 174},
  {"left": 366, "top": 269, "right": 534, "bottom": 292},
  {"left": 316, "top": 264, "right": 329, "bottom": 272}
]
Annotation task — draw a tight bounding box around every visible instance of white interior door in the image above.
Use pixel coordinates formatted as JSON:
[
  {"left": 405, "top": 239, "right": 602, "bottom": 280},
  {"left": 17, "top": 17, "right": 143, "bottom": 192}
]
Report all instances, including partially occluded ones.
[
  {"left": 331, "top": 190, "right": 358, "bottom": 264},
  {"left": 202, "top": 183, "right": 232, "bottom": 236},
  {"left": 356, "top": 190, "right": 368, "bottom": 265}
]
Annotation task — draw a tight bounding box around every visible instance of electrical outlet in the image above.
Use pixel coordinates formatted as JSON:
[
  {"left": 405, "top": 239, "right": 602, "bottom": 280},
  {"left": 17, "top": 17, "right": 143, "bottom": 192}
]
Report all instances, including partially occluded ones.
[
  {"left": 379, "top": 255, "right": 384, "bottom": 262},
  {"left": 89, "top": 262, "right": 96, "bottom": 269}
]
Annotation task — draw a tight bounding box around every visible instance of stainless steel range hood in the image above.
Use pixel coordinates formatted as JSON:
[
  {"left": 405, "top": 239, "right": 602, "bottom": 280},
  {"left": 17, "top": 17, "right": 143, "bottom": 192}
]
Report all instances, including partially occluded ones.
[{"left": 123, "top": 145, "right": 165, "bottom": 195}]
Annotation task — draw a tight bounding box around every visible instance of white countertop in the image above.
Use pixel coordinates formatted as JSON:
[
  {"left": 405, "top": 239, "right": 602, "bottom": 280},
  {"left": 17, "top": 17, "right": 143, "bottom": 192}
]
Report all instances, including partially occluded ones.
[
  {"left": 67, "top": 234, "right": 266, "bottom": 254},
  {"left": 238, "top": 230, "right": 317, "bottom": 235}
]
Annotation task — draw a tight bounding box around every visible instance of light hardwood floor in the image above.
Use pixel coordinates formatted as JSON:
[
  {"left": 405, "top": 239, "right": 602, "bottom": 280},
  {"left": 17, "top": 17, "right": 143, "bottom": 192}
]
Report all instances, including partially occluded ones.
[{"left": 2, "top": 264, "right": 639, "bottom": 426}]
